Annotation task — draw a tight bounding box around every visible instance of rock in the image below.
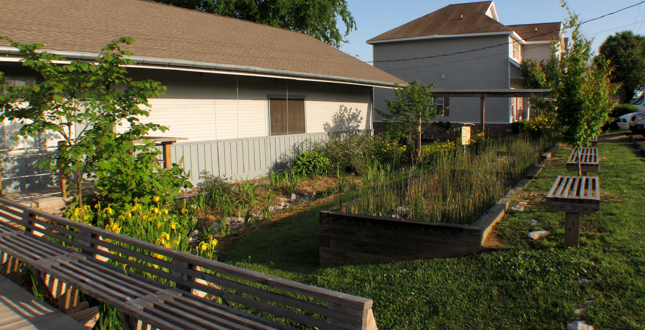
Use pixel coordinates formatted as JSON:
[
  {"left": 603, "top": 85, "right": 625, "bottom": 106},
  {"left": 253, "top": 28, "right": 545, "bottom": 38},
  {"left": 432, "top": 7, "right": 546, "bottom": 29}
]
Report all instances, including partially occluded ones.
[
  {"left": 290, "top": 193, "right": 297, "bottom": 201},
  {"left": 577, "top": 279, "right": 591, "bottom": 287},
  {"left": 392, "top": 206, "right": 410, "bottom": 218},
  {"left": 211, "top": 222, "right": 221, "bottom": 231},
  {"left": 189, "top": 229, "right": 199, "bottom": 238},
  {"left": 574, "top": 308, "right": 586, "bottom": 315},
  {"left": 528, "top": 230, "right": 550, "bottom": 240},
  {"left": 567, "top": 321, "right": 594, "bottom": 330},
  {"left": 303, "top": 192, "right": 310, "bottom": 197},
  {"left": 530, "top": 219, "right": 539, "bottom": 226},
  {"left": 511, "top": 205, "right": 525, "bottom": 211}
]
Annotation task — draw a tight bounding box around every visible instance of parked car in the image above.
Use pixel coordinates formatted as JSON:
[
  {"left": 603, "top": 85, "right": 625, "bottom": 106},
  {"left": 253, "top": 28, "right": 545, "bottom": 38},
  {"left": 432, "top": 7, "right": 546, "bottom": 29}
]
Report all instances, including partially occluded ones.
[
  {"left": 631, "top": 93, "right": 645, "bottom": 111},
  {"left": 617, "top": 112, "right": 640, "bottom": 130},
  {"left": 629, "top": 111, "right": 645, "bottom": 133}
]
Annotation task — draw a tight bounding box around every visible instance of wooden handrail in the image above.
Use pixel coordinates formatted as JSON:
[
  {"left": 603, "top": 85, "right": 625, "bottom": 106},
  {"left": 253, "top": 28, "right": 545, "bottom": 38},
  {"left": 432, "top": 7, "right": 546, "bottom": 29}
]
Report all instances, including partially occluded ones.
[{"left": 0, "top": 197, "right": 376, "bottom": 330}]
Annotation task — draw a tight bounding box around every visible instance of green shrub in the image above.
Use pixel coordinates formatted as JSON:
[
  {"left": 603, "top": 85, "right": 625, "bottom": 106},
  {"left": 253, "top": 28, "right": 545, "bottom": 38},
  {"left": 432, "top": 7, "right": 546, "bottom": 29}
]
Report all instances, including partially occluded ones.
[
  {"left": 95, "top": 146, "right": 192, "bottom": 206},
  {"left": 372, "top": 136, "right": 409, "bottom": 167},
  {"left": 292, "top": 150, "right": 330, "bottom": 177},
  {"left": 513, "top": 116, "right": 551, "bottom": 139},
  {"left": 612, "top": 104, "right": 639, "bottom": 117},
  {"left": 311, "top": 133, "right": 376, "bottom": 175}
]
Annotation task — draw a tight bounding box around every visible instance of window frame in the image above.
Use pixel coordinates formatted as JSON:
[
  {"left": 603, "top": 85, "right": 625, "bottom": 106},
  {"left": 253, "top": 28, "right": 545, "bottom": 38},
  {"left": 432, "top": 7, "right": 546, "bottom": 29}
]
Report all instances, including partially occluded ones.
[{"left": 268, "top": 95, "right": 306, "bottom": 136}]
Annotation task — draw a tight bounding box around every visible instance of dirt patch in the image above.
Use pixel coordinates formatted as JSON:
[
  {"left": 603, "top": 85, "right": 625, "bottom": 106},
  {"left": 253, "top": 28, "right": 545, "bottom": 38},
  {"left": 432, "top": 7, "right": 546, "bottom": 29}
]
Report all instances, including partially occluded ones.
[{"left": 514, "top": 191, "right": 547, "bottom": 206}]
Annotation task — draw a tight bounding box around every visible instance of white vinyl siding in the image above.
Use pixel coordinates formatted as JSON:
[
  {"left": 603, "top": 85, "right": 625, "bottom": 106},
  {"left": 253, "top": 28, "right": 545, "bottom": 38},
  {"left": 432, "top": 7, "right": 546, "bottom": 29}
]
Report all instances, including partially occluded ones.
[{"left": 124, "top": 69, "right": 371, "bottom": 142}]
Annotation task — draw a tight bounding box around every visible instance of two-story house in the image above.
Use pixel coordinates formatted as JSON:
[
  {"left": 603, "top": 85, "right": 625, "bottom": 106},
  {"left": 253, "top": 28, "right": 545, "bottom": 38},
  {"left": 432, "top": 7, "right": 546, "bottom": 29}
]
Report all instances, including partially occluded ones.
[{"left": 368, "top": 1, "right": 564, "bottom": 137}]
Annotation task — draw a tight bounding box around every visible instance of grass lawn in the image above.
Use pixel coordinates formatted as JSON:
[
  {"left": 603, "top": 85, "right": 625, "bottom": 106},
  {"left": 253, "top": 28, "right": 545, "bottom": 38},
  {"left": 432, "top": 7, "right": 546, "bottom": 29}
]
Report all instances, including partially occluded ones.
[{"left": 220, "top": 133, "right": 645, "bottom": 330}]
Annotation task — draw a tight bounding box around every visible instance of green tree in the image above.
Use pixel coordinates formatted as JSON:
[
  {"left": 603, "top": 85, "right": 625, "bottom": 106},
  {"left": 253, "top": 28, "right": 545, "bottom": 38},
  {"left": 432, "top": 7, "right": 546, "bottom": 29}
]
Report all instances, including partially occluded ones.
[
  {"left": 530, "top": 3, "right": 617, "bottom": 173},
  {"left": 376, "top": 80, "right": 444, "bottom": 161},
  {"left": 597, "top": 31, "right": 645, "bottom": 103},
  {"left": 151, "top": 0, "right": 356, "bottom": 48},
  {"left": 0, "top": 37, "right": 189, "bottom": 207}
]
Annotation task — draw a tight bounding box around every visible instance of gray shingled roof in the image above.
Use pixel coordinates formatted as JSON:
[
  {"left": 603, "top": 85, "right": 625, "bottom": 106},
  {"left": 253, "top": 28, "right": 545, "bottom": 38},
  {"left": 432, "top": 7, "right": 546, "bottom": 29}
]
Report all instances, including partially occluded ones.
[
  {"left": 368, "top": 1, "right": 511, "bottom": 43},
  {"left": 367, "top": 1, "right": 561, "bottom": 44},
  {"left": 507, "top": 23, "right": 563, "bottom": 42},
  {"left": 0, "top": 0, "right": 406, "bottom": 87}
]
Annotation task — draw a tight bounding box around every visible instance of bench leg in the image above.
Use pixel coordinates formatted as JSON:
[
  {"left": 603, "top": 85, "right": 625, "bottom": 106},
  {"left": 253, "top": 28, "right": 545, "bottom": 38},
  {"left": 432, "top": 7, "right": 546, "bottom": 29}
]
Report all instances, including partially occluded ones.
[
  {"left": 564, "top": 212, "right": 581, "bottom": 248},
  {"left": 1, "top": 253, "right": 22, "bottom": 284},
  {"left": 36, "top": 270, "right": 100, "bottom": 328}
]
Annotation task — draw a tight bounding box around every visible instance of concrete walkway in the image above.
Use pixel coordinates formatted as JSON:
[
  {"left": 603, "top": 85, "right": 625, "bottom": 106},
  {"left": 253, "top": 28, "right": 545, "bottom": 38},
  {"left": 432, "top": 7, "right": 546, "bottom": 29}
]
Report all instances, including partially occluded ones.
[
  {"left": 0, "top": 275, "right": 86, "bottom": 330},
  {"left": 0, "top": 182, "right": 95, "bottom": 215}
]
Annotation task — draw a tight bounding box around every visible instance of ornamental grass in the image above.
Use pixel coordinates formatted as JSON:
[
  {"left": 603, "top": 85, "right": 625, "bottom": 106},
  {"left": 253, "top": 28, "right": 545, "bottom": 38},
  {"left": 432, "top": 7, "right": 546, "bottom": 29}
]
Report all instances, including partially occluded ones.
[{"left": 338, "top": 134, "right": 551, "bottom": 224}]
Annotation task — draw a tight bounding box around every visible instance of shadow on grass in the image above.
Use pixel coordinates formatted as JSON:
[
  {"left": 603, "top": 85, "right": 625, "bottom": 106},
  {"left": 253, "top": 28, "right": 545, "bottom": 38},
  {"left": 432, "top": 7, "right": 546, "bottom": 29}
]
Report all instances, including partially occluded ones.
[{"left": 219, "top": 200, "right": 337, "bottom": 280}]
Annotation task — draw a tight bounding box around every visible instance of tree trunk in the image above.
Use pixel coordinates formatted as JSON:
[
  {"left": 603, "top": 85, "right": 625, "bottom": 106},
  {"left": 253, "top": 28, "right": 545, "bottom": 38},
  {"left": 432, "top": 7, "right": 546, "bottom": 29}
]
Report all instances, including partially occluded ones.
[{"left": 417, "top": 116, "right": 422, "bottom": 161}]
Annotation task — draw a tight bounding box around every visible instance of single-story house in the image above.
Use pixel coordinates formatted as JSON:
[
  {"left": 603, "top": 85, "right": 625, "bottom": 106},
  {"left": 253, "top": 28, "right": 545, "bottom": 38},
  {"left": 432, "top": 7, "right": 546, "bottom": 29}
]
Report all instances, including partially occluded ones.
[
  {"left": 367, "top": 1, "right": 564, "bottom": 137},
  {"left": 0, "top": 0, "right": 405, "bottom": 192}
]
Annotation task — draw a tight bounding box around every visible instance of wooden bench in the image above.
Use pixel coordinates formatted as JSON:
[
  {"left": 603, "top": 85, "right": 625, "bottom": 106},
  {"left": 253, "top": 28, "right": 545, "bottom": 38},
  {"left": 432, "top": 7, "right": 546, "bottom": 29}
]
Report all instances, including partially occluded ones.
[
  {"left": 566, "top": 147, "right": 599, "bottom": 175},
  {"left": 546, "top": 176, "right": 600, "bottom": 247},
  {"left": 0, "top": 197, "right": 377, "bottom": 330},
  {"left": 589, "top": 136, "right": 598, "bottom": 146}
]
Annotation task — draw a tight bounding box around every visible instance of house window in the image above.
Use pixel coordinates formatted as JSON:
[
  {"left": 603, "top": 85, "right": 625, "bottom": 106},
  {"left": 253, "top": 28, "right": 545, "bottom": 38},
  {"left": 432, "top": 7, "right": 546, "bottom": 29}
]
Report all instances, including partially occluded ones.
[
  {"left": 513, "top": 41, "right": 521, "bottom": 60},
  {"left": 270, "top": 98, "right": 305, "bottom": 136},
  {"left": 433, "top": 97, "right": 450, "bottom": 117},
  {"left": 2, "top": 76, "right": 37, "bottom": 93}
]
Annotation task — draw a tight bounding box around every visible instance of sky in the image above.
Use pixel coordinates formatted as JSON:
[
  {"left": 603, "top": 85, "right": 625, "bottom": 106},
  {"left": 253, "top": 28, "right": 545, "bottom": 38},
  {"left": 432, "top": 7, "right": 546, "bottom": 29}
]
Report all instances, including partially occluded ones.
[{"left": 338, "top": 0, "right": 645, "bottom": 64}]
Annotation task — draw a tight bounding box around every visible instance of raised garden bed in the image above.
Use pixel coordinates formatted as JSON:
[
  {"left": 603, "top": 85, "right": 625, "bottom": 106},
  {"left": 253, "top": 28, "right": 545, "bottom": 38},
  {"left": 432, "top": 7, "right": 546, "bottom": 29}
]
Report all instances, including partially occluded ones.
[
  {"left": 319, "top": 177, "right": 531, "bottom": 264},
  {"left": 318, "top": 139, "right": 555, "bottom": 265}
]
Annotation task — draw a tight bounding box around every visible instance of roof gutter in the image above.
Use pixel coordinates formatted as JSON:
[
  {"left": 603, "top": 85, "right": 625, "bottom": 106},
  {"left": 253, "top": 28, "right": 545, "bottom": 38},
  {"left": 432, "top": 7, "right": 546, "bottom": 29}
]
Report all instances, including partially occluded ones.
[
  {"left": 0, "top": 47, "right": 403, "bottom": 89},
  {"left": 368, "top": 31, "right": 521, "bottom": 45}
]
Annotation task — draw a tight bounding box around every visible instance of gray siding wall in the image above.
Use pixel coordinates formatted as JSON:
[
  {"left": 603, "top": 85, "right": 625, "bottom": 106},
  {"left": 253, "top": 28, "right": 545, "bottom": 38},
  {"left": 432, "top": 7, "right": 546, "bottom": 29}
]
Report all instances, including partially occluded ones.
[
  {"left": 171, "top": 133, "right": 328, "bottom": 183},
  {"left": 373, "top": 35, "right": 511, "bottom": 124},
  {"left": 522, "top": 43, "right": 552, "bottom": 62}
]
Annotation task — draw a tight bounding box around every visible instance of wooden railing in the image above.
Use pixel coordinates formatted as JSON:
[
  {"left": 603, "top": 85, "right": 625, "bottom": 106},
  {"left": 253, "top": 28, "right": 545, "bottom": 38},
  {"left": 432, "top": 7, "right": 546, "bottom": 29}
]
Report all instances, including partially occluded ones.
[{"left": 0, "top": 197, "right": 377, "bottom": 330}]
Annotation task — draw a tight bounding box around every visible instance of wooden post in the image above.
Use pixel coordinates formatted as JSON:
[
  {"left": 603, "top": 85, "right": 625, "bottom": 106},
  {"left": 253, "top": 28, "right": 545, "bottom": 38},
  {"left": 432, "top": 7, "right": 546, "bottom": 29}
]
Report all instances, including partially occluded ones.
[
  {"left": 564, "top": 212, "right": 581, "bottom": 247},
  {"left": 162, "top": 142, "right": 172, "bottom": 169},
  {"left": 480, "top": 96, "right": 486, "bottom": 138},
  {"left": 171, "top": 259, "right": 195, "bottom": 292},
  {"left": 417, "top": 116, "right": 422, "bottom": 160},
  {"left": 58, "top": 141, "right": 68, "bottom": 198}
]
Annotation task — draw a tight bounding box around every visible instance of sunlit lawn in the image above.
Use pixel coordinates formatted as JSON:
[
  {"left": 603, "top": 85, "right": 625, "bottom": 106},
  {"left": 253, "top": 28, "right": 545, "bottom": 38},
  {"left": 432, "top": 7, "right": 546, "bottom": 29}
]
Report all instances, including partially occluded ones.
[{"left": 220, "top": 133, "right": 645, "bottom": 330}]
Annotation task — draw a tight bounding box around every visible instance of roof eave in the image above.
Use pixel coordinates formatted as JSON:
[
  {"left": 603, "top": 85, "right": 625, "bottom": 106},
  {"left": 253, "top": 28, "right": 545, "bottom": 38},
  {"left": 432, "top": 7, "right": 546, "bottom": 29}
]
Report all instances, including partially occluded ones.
[
  {"left": 367, "top": 31, "right": 514, "bottom": 44},
  {"left": 0, "top": 47, "right": 403, "bottom": 89}
]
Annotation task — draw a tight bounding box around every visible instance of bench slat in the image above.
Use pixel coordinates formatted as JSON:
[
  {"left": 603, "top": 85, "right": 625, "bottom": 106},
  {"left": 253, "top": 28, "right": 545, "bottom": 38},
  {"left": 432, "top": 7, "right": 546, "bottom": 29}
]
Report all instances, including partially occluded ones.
[
  {"left": 166, "top": 298, "right": 286, "bottom": 330},
  {"left": 61, "top": 260, "right": 152, "bottom": 299},
  {"left": 546, "top": 176, "right": 600, "bottom": 213},
  {"left": 73, "top": 258, "right": 165, "bottom": 294},
  {"left": 177, "top": 294, "right": 296, "bottom": 330},
  {"left": 151, "top": 301, "right": 259, "bottom": 330},
  {"left": 0, "top": 204, "right": 25, "bottom": 219}
]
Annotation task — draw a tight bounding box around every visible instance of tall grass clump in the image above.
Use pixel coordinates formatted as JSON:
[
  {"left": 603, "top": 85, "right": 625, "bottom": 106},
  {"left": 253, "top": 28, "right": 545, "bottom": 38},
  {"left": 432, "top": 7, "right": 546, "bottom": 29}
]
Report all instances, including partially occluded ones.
[{"left": 338, "top": 135, "right": 550, "bottom": 224}]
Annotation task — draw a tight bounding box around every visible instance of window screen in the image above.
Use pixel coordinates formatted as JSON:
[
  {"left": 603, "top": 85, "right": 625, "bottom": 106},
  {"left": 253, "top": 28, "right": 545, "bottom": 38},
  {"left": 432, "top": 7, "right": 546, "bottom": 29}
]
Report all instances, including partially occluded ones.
[{"left": 270, "top": 98, "right": 305, "bottom": 136}]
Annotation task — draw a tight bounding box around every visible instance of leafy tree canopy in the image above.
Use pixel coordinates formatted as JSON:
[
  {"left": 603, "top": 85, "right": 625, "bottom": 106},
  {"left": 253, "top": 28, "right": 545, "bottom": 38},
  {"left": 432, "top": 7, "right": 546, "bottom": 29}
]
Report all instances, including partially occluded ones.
[
  {"left": 597, "top": 30, "right": 645, "bottom": 103},
  {"left": 0, "top": 37, "right": 191, "bottom": 207},
  {"left": 150, "top": 0, "right": 356, "bottom": 48},
  {"left": 529, "top": 2, "right": 618, "bottom": 153},
  {"left": 376, "top": 80, "right": 444, "bottom": 160}
]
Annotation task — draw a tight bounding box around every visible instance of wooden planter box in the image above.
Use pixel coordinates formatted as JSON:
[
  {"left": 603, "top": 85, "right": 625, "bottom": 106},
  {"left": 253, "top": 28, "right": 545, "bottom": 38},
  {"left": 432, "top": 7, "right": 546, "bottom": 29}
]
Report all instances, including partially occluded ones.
[{"left": 319, "top": 181, "right": 525, "bottom": 264}]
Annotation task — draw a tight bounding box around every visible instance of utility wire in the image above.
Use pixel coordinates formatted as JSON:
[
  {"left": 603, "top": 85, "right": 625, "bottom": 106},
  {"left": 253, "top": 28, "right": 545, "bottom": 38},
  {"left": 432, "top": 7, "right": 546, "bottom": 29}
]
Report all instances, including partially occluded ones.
[{"left": 366, "top": 0, "right": 645, "bottom": 65}]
